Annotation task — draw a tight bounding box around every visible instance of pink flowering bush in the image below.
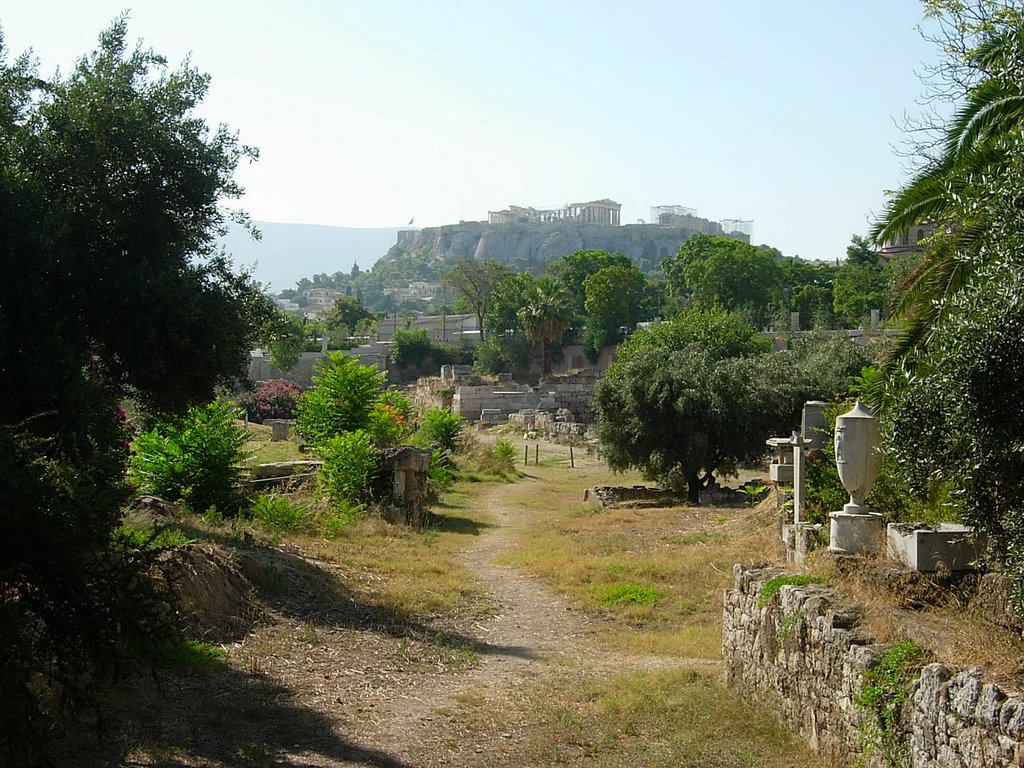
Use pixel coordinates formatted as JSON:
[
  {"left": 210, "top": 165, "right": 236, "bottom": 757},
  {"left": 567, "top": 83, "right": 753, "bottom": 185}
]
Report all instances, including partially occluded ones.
[{"left": 239, "top": 379, "right": 303, "bottom": 423}]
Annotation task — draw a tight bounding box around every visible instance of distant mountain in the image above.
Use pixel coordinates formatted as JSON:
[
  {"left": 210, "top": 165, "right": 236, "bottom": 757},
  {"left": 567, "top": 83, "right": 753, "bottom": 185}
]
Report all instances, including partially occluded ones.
[{"left": 220, "top": 222, "right": 402, "bottom": 292}]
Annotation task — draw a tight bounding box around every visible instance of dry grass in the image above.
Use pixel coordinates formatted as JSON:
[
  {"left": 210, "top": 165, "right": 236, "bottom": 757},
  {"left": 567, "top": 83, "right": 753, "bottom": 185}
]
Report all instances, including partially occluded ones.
[
  {"left": 807, "top": 549, "right": 1024, "bottom": 686},
  {"left": 242, "top": 421, "right": 305, "bottom": 465},
  {"left": 430, "top": 667, "right": 826, "bottom": 768},
  {"left": 497, "top": 460, "right": 779, "bottom": 658}
]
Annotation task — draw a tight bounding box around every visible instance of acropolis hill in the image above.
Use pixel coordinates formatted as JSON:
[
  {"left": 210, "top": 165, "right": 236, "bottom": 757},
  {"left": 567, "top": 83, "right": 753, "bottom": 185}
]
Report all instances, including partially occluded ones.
[{"left": 382, "top": 200, "right": 751, "bottom": 276}]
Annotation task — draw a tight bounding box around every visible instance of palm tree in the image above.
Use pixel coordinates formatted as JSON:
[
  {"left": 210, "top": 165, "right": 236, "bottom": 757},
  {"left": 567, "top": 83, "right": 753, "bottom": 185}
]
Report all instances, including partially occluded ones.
[
  {"left": 871, "top": 21, "right": 1024, "bottom": 364},
  {"left": 518, "top": 277, "right": 572, "bottom": 376}
]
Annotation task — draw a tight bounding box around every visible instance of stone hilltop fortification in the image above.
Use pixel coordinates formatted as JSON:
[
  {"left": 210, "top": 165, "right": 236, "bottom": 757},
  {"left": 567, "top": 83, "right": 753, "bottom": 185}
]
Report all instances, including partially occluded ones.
[{"left": 382, "top": 218, "right": 750, "bottom": 275}]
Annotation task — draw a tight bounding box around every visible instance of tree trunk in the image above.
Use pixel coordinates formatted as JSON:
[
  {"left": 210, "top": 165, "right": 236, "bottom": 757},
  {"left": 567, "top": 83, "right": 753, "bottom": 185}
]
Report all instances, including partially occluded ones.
[{"left": 687, "top": 472, "right": 702, "bottom": 505}]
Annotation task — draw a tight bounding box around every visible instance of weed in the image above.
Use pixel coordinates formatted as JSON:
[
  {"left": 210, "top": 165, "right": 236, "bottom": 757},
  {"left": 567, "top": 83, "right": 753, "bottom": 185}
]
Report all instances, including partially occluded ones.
[
  {"left": 250, "top": 494, "right": 306, "bottom": 530},
  {"left": 599, "top": 582, "right": 664, "bottom": 607},
  {"left": 757, "top": 574, "right": 827, "bottom": 609},
  {"left": 779, "top": 609, "right": 802, "bottom": 641},
  {"left": 738, "top": 483, "right": 769, "bottom": 506},
  {"left": 117, "top": 523, "right": 192, "bottom": 550},
  {"left": 148, "top": 638, "right": 227, "bottom": 669},
  {"left": 855, "top": 641, "right": 927, "bottom": 768}
]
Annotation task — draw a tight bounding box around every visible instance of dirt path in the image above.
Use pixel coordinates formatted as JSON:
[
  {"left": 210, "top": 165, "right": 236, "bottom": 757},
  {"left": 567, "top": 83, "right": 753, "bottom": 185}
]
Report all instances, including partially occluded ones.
[
  {"left": 350, "top": 480, "right": 595, "bottom": 764},
  {"left": 350, "top": 472, "right": 715, "bottom": 767}
]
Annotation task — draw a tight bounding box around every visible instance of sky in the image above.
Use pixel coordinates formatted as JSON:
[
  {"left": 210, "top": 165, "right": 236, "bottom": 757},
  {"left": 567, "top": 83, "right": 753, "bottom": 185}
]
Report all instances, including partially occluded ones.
[{"left": 2, "top": 1, "right": 944, "bottom": 262}]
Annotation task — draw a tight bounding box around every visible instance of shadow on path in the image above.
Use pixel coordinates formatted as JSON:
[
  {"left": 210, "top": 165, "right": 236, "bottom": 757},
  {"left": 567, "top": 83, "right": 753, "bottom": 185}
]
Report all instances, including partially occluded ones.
[{"left": 48, "top": 661, "right": 414, "bottom": 768}]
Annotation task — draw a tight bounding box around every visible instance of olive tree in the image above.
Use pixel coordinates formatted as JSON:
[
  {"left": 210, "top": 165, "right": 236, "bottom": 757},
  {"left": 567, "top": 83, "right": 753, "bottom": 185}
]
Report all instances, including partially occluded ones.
[{"left": 594, "top": 309, "right": 872, "bottom": 503}]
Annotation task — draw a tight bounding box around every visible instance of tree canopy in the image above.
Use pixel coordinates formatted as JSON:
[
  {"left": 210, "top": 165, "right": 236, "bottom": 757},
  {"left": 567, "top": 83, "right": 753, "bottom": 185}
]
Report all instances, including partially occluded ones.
[
  {"left": 442, "top": 259, "right": 509, "bottom": 340},
  {"left": 594, "top": 308, "right": 873, "bottom": 503},
  {"left": 0, "top": 20, "right": 271, "bottom": 752},
  {"left": 662, "top": 235, "right": 785, "bottom": 328}
]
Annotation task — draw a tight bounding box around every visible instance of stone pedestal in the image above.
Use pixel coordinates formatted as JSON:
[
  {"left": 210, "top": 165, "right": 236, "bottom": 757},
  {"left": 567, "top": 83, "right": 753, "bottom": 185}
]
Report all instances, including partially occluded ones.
[
  {"left": 829, "top": 511, "right": 884, "bottom": 554},
  {"left": 782, "top": 522, "right": 823, "bottom": 565},
  {"left": 265, "top": 419, "right": 291, "bottom": 441}
]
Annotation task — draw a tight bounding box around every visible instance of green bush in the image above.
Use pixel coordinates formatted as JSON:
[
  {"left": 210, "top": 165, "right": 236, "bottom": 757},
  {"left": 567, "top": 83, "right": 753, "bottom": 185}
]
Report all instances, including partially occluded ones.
[
  {"left": 494, "top": 438, "right": 517, "bottom": 470},
  {"left": 318, "top": 429, "right": 381, "bottom": 508},
  {"left": 391, "top": 328, "right": 434, "bottom": 369},
  {"left": 368, "top": 389, "right": 415, "bottom": 446},
  {"left": 416, "top": 407, "right": 464, "bottom": 453},
  {"left": 427, "top": 448, "right": 455, "bottom": 497},
  {"left": 294, "top": 353, "right": 386, "bottom": 447},
  {"left": 249, "top": 494, "right": 307, "bottom": 530},
  {"left": 131, "top": 401, "right": 251, "bottom": 516}
]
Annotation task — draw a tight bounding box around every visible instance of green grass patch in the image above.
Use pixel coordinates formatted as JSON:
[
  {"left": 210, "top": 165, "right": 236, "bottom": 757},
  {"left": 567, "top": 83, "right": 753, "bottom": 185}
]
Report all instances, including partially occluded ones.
[
  {"left": 598, "top": 582, "right": 664, "bottom": 607},
  {"left": 148, "top": 638, "right": 227, "bottom": 669},
  {"left": 757, "top": 574, "right": 827, "bottom": 608}
]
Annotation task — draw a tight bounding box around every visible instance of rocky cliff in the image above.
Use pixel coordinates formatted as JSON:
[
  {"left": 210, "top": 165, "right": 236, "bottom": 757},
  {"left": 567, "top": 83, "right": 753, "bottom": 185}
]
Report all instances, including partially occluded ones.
[{"left": 381, "top": 221, "right": 715, "bottom": 275}]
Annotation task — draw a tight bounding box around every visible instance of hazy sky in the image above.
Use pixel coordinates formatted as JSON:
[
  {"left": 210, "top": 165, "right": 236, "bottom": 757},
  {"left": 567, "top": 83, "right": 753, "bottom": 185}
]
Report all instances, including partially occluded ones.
[{"left": 2, "top": 1, "right": 943, "bottom": 261}]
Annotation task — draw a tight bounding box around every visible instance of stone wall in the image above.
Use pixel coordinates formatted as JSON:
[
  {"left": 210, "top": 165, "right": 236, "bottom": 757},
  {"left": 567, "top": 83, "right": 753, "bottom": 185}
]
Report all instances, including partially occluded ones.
[
  {"left": 452, "top": 383, "right": 543, "bottom": 422},
  {"left": 723, "top": 565, "right": 1024, "bottom": 767},
  {"left": 449, "top": 369, "right": 603, "bottom": 425},
  {"left": 540, "top": 369, "right": 603, "bottom": 424},
  {"left": 249, "top": 349, "right": 389, "bottom": 389}
]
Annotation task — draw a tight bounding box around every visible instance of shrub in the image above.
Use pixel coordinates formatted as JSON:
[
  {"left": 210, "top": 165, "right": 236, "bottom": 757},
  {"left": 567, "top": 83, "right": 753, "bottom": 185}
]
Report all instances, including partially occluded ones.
[
  {"left": 475, "top": 438, "right": 518, "bottom": 477},
  {"left": 249, "top": 494, "right": 307, "bottom": 530},
  {"left": 493, "top": 438, "right": 517, "bottom": 470},
  {"left": 427, "top": 448, "right": 455, "bottom": 497},
  {"left": 318, "top": 429, "right": 381, "bottom": 508},
  {"left": 416, "top": 407, "right": 464, "bottom": 453},
  {"left": 354, "top": 391, "right": 413, "bottom": 448},
  {"left": 391, "top": 328, "right": 434, "bottom": 369},
  {"left": 130, "top": 401, "right": 251, "bottom": 516},
  {"left": 238, "top": 379, "right": 302, "bottom": 423},
  {"left": 294, "top": 353, "right": 386, "bottom": 446}
]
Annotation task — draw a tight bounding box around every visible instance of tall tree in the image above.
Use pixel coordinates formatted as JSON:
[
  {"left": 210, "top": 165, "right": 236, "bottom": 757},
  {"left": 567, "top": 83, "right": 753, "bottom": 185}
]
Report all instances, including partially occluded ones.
[
  {"left": 0, "top": 20, "right": 271, "bottom": 754},
  {"left": 519, "top": 277, "right": 573, "bottom": 376},
  {"left": 662, "top": 235, "right": 784, "bottom": 327},
  {"left": 846, "top": 234, "right": 879, "bottom": 266},
  {"left": 547, "top": 249, "right": 633, "bottom": 318},
  {"left": 442, "top": 259, "right": 508, "bottom": 340},
  {"left": 581, "top": 263, "right": 648, "bottom": 360},
  {"left": 322, "top": 294, "right": 373, "bottom": 336}
]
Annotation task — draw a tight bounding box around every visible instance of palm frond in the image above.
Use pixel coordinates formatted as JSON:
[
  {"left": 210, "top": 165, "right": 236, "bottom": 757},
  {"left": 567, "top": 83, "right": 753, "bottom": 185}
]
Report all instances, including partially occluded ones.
[{"left": 948, "top": 80, "right": 1024, "bottom": 160}]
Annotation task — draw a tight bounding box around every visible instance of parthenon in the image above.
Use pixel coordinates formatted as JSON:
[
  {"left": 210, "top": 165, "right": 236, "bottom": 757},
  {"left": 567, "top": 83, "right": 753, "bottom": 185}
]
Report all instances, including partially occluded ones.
[{"left": 488, "top": 198, "right": 621, "bottom": 226}]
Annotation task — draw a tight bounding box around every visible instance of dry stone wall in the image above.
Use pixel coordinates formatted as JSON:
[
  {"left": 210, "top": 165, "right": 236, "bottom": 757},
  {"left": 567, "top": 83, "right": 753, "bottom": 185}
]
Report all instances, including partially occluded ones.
[{"left": 724, "top": 565, "right": 1024, "bottom": 767}]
